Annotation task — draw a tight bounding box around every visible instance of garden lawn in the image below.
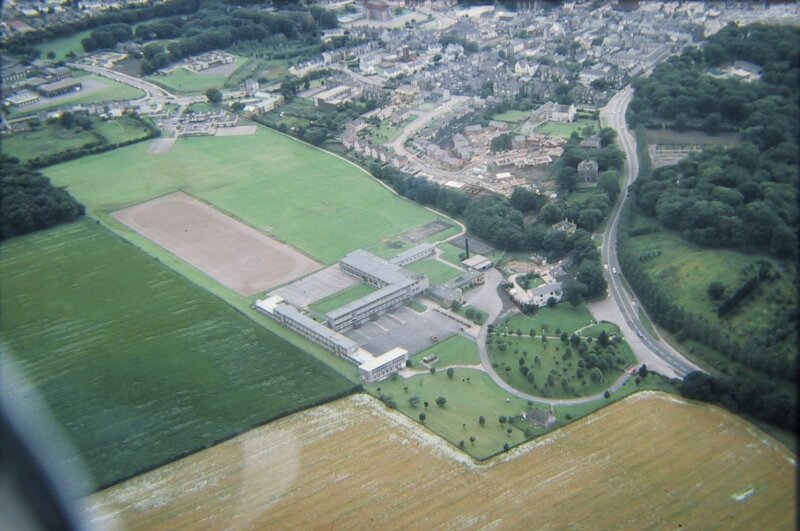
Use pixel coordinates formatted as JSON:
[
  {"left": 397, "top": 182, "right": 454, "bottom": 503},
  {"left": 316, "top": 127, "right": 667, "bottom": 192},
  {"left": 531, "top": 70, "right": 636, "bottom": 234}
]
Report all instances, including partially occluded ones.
[
  {"left": 501, "top": 305, "right": 594, "bottom": 337},
  {"left": 367, "top": 124, "right": 402, "bottom": 145},
  {"left": 0, "top": 220, "right": 354, "bottom": 491},
  {"left": 44, "top": 126, "right": 442, "bottom": 264},
  {"left": 310, "top": 283, "right": 375, "bottom": 315},
  {"left": 405, "top": 258, "right": 461, "bottom": 284},
  {"left": 366, "top": 369, "right": 529, "bottom": 459},
  {"left": 437, "top": 242, "right": 466, "bottom": 265},
  {"left": 411, "top": 335, "right": 480, "bottom": 367}
]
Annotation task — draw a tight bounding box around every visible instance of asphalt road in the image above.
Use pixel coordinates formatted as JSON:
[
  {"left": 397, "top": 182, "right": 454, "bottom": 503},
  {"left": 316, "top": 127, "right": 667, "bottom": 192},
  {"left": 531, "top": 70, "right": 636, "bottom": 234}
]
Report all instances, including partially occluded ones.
[{"left": 594, "top": 87, "right": 701, "bottom": 378}]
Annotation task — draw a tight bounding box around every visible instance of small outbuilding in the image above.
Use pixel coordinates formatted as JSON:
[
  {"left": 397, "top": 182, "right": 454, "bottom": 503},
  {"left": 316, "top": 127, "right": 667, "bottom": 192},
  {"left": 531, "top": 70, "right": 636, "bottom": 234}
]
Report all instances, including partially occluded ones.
[{"left": 462, "top": 254, "right": 493, "bottom": 271}]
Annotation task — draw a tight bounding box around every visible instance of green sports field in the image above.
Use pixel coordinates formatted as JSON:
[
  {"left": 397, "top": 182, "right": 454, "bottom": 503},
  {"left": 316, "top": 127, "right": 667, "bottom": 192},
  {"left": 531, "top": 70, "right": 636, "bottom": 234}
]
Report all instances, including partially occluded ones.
[
  {"left": 0, "top": 220, "right": 354, "bottom": 491},
  {"left": 44, "top": 126, "right": 442, "bottom": 264}
]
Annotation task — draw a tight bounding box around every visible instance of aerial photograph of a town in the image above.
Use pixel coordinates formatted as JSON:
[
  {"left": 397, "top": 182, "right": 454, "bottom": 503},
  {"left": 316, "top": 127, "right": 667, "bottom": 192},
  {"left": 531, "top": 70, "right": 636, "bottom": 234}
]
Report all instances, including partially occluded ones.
[{"left": 0, "top": 0, "right": 797, "bottom": 528}]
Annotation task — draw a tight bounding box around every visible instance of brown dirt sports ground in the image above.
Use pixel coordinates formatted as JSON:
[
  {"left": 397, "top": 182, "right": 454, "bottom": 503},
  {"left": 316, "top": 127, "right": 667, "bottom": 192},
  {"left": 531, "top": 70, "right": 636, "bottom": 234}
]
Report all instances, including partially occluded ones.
[
  {"left": 84, "top": 392, "right": 796, "bottom": 530},
  {"left": 113, "top": 192, "right": 320, "bottom": 295}
]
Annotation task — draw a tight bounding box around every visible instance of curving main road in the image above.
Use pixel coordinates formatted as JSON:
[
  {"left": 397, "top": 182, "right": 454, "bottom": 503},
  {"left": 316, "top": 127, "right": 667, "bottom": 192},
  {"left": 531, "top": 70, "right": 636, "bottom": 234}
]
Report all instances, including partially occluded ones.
[{"left": 590, "top": 87, "right": 701, "bottom": 379}]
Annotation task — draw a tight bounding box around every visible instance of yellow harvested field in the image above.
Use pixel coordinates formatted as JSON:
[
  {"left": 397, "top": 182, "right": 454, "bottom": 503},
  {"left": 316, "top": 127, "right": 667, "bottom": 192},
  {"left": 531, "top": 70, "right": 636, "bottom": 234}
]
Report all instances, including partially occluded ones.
[{"left": 83, "top": 392, "right": 796, "bottom": 530}]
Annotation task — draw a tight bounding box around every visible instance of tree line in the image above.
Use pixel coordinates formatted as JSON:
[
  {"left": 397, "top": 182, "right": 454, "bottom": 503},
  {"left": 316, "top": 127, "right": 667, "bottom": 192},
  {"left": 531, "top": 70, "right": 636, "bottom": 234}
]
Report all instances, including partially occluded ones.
[
  {"left": 679, "top": 371, "right": 795, "bottom": 431},
  {"left": 0, "top": 155, "right": 85, "bottom": 240}
]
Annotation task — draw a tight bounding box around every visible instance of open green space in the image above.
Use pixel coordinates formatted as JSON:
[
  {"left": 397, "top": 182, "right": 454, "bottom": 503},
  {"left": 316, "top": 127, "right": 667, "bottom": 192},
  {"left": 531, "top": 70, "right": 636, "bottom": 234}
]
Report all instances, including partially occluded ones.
[
  {"left": 492, "top": 109, "right": 530, "bottom": 124},
  {"left": 500, "top": 305, "right": 594, "bottom": 337},
  {"left": 92, "top": 115, "right": 153, "bottom": 144},
  {"left": 34, "top": 29, "right": 93, "bottom": 60},
  {"left": 535, "top": 118, "right": 598, "bottom": 139},
  {"left": 9, "top": 74, "right": 144, "bottom": 117},
  {"left": 3, "top": 116, "right": 152, "bottom": 163},
  {"left": 146, "top": 56, "right": 248, "bottom": 93},
  {"left": 624, "top": 223, "right": 794, "bottom": 346},
  {"left": 437, "top": 242, "right": 467, "bottom": 265},
  {"left": 366, "top": 369, "right": 529, "bottom": 459},
  {"left": 44, "top": 125, "right": 442, "bottom": 264},
  {"left": 405, "top": 258, "right": 461, "bottom": 284},
  {"left": 310, "top": 283, "right": 375, "bottom": 315},
  {"left": 488, "top": 312, "right": 636, "bottom": 399},
  {"left": 3, "top": 122, "right": 98, "bottom": 162},
  {"left": 411, "top": 334, "right": 481, "bottom": 367},
  {"left": 366, "top": 124, "right": 402, "bottom": 145},
  {"left": 0, "top": 220, "right": 354, "bottom": 491},
  {"left": 623, "top": 217, "right": 797, "bottom": 381}
]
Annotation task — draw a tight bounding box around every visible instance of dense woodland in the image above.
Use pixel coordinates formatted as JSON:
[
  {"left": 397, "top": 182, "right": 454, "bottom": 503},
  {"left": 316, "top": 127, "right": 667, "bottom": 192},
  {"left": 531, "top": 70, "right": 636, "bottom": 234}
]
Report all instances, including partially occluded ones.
[
  {"left": 0, "top": 155, "right": 85, "bottom": 240},
  {"left": 629, "top": 24, "right": 798, "bottom": 258},
  {"left": 621, "top": 24, "right": 799, "bottom": 431}
]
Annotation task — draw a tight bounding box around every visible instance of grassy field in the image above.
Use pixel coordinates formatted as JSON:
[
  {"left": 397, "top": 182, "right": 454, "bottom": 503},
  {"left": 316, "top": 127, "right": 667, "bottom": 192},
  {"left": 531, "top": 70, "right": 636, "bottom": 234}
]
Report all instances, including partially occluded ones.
[
  {"left": 44, "top": 126, "right": 443, "bottom": 264},
  {"left": 367, "top": 370, "right": 530, "bottom": 458},
  {"left": 0, "top": 221, "right": 354, "bottom": 491},
  {"left": 3, "top": 123, "right": 98, "bottom": 162},
  {"left": 404, "top": 258, "right": 461, "bottom": 284},
  {"left": 85, "top": 392, "right": 797, "bottom": 529},
  {"left": 146, "top": 56, "right": 248, "bottom": 93},
  {"left": 623, "top": 219, "right": 797, "bottom": 368},
  {"left": 535, "top": 118, "right": 598, "bottom": 139},
  {"left": 35, "top": 29, "right": 92, "bottom": 60},
  {"left": 410, "top": 334, "right": 481, "bottom": 367},
  {"left": 309, "top": 283, "right": 375, "bottom": 315},
  {"left": 488, "top": 322, "right": 635, "bottom": 399},
  {"left": 3, "top": 116, "right": 152, "bottom": 163},
  {"left": 492, "top": 109, "right": 530, "bottom": 123},
  {"left": 489, "top": 306, "right": 632, "bottom": 399},
  {"left": 9, "top": 74, "right": 144, "bottom": 117},
  {"left": 500, "top": 305, "right": 595, "bottom": 337},
  {"left": 92, "top": 116, "right": 152, "bottom": 144}
]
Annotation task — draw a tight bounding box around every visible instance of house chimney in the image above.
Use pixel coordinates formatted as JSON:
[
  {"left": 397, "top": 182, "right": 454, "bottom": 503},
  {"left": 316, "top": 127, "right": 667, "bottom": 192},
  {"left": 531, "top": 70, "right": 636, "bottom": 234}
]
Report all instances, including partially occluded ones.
[{"left": 465, "top": 238, "right": 470, "bottom": 259}]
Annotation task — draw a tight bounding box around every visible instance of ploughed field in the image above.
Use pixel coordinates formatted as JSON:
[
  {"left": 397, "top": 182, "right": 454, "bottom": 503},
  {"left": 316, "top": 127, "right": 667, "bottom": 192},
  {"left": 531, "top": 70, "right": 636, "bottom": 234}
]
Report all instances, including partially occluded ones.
[
  {"left": 0, "top": 221, "right": 354, "bottom": 490},
  {"left": 84, "top": 392, "right": 796, "bottom": 529}
]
